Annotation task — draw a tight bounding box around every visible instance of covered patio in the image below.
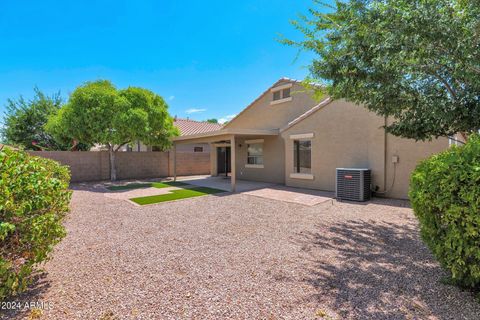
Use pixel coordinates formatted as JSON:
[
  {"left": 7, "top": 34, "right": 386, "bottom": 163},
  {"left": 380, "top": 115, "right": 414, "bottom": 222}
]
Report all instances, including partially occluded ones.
[{"left": 171, "top": 128, "right": 280, "bottom": 192}]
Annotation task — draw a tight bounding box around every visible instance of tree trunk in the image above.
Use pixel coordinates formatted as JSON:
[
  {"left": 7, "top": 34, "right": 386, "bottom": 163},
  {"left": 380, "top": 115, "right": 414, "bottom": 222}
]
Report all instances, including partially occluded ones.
[{"left": 109, "top": 147, "right": 117, "bottom": 181}]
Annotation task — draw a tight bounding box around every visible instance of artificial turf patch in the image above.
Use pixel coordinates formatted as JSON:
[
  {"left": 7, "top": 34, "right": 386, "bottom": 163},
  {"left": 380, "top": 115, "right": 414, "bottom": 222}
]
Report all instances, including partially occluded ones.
[
  {"left": 130, "top": 186, "right": 226, "bottom": 205},
  {"left": 107, "top": 181, "right": 189, "bottom": 191}
]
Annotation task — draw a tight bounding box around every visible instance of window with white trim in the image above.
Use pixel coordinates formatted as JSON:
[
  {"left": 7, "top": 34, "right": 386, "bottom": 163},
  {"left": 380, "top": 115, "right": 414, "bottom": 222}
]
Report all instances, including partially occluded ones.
[
  {"left": 293, "top": 140, "right": 311, "bottom": 174},
  {"left": 273, "top": 88, "right": 291, "bottom": 101},
  {"left": 247, "top": 143, "right": 263, "bottom": 165}
]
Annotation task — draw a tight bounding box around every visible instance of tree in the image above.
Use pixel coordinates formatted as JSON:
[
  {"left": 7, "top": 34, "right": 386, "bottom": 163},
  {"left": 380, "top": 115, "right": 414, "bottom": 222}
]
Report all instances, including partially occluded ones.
[
  {"left": 0, "top": 88, "right": 87, "bottom": 150},
  {"left": 285, "top": 0, "right": 480, "bottom": 141},
  {"left": 205, "top": 118, "right": 218, "bottom": 124},
  {"left": 46, "top": 80, "right": 178, "bottom": 180}
]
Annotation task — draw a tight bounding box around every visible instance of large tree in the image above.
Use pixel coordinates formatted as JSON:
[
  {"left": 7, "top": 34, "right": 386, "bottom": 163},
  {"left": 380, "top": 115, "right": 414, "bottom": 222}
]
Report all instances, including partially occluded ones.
[
  {"left": 46, "top": 80, "right": 178, "bottom": 180},
  {"left": 0, "top": 88, "right": 87, "bottom": 150},
  {"left": 285, "top": 0, "right": 480, "bottom": 141}
]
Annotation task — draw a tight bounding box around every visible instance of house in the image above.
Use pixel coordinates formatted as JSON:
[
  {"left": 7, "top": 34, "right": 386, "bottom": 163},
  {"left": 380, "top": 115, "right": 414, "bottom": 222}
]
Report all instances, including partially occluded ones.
[
  {"left": 91, "top": 118, "right": 222, "bottom": 153},
  {"left": 170, "top": 118, "right": 223, "bottom": 153},
  {"left": 172, "top": 78, "right": 448, "bottom": 199}
]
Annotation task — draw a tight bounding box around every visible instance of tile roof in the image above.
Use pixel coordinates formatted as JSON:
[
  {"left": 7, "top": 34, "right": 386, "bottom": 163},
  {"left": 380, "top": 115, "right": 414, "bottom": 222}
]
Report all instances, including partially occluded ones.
[{"left": 174, "top": 118, "right": 223, "bottom": 136}]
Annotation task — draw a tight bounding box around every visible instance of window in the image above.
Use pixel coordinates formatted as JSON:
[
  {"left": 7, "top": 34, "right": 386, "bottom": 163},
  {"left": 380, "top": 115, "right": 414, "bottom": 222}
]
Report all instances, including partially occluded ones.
[
  {"left": 194, "top": 146, "right": 203, "bottom": 152},
  {"left": 293, "top": 140, "right": 311, "bottom": 174},
  {"left": 272, "top": 88, "right": 291, "bottom": 101},
  {"left": 273, "top": 90, "right": 281, "bottom": 101},
  {"left": 247, "top": 143, "right": 263, "bottom": 165}
]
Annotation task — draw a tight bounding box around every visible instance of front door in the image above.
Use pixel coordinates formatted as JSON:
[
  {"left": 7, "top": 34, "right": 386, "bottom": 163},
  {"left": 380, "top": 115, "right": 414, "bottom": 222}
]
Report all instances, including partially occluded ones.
[{"left": 217, "top": 147, "right": 231, "bottom": 176}]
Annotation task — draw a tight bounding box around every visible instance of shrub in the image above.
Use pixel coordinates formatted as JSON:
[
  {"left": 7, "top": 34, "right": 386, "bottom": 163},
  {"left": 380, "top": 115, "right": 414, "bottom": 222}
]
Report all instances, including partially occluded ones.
[
  {"left": 0, "top": 148, "right": 71, "bottom": 300},
  {"left": 410, "top": 134, "right": 480, "bottom": 290}
]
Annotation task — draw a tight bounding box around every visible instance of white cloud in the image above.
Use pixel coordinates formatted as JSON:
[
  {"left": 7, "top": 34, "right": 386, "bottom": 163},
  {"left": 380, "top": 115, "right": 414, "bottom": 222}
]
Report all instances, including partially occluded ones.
[
  {"left": 168, "top": 95, "right": 175, "bottom": 101},
  {"left": 185, "top": 108, "right": 206, "bottom": 114},
  {"left": 218, "top": 114, "right": 236, "bottom": 124}
]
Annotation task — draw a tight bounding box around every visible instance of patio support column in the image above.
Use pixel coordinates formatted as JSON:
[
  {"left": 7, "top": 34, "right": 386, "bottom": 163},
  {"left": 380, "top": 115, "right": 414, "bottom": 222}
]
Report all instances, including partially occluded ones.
[
  {"left": 230, "top": 135, "right": 236, "bottom": 192},
  {"left": 173, "top": 143, "right": 177, "bottom": 182},
  {"left": 210, "top": 143, "right": 217, "bottom": 177}
]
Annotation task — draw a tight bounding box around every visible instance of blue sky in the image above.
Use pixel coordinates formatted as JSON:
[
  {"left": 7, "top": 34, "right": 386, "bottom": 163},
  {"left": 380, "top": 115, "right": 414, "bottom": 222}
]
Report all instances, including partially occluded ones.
[{"left": 0, "top": 1, "right": 329, "bottom": 123}]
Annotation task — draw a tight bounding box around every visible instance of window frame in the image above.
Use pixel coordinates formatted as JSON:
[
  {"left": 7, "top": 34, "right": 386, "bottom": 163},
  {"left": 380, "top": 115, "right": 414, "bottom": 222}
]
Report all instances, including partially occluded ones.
[
  {"left": 270, "top": 83, "right": 293, "bottom": 105},
  {"left": 246, "top": 141, "right": 264, "bottom": 168},
  {"left": 272, "top": 90, "right": 281, "bottom": 101},
  {"left": 293, "top": 139, "right": 312, "bottom": 174}
]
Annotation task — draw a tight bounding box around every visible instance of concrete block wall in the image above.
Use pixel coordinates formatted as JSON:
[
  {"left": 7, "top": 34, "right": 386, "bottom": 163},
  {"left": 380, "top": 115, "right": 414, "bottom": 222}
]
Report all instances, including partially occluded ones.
[
  {"left": 115, "top": 152, "right": 169, "bottom": 180},
  {"left": 168, "top": 151, "right": 211, "bottom": 176},
  {"left": 29, "top": 151, "right": 210, "bottom": 182},
  {"left": 28, "top": 151, "right": 110, "bottom": 182}
]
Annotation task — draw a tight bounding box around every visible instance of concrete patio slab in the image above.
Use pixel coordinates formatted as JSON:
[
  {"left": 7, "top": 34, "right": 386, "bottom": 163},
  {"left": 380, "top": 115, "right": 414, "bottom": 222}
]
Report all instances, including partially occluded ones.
[
  {"left": 175, "top": 175, "right": 276, "bottom": 192},
  {"left": 243, "top": 185, "right": 334, "bottom": 206}
]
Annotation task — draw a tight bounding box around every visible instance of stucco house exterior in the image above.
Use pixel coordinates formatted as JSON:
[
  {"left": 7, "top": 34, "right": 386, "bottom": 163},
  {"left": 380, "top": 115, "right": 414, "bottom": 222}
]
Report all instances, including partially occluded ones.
[{"left": 173, "top": 78, "right": 448, "bottom": 199}]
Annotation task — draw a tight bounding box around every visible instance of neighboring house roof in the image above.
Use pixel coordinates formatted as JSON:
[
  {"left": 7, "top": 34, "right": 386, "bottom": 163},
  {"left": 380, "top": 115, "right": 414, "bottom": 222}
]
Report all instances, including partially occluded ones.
[{"left": 174, "top": 118, "right": 223, "bottom": 136}]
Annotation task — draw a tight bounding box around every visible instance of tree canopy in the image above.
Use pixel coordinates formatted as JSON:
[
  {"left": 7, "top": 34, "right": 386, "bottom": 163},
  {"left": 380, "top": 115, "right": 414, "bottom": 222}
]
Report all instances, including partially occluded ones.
[
  {"left": 286, "top": 0, "right": 480, "bottom": 140},
  {"left": 46, "top": 80, "right": 178, "bottom": 180},
  {"left": 1, "top": 88, "right": 88, "bottom": 150},
  {"left": 205, "top": 118, "right": 219, "bottom": 124}
]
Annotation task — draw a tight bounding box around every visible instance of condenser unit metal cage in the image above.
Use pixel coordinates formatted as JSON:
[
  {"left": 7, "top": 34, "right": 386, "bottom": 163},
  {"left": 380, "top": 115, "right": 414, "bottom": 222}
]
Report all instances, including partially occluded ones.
[{"left": 335, "top": 168, "right": 371, "bottom": 201}]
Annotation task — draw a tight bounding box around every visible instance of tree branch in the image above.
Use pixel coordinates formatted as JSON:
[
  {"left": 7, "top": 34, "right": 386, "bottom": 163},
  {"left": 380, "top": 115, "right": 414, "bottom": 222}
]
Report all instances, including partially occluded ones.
[
  {"left": 434, "top": 74, "right": 457, "bottom": 100},
  {"left": 470, "top": 65, "right": 480, "bottom": 75},
  {"left": 114, "top": 141, "right": 130, "bottom": 152},
  {"left": 448, "top": 136, "right": 466, "bottom": 145},
  {"left": 415, "top": 64, "right": 458, "bottom": 100},
  {"left": 69, "top": 139, "right": 78, "bottom": 151}
]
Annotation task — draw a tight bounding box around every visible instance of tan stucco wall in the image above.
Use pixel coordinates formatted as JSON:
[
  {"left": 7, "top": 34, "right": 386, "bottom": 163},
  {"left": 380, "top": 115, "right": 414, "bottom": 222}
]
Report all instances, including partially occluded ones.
[
  {"left": 281, "top": 100, "right": 448, "bottom": 199},
  {"left": 384, "top": 131, "right": 448, "bottom": 199},
  {"left": 234, "top": 136, "right": 285, "bottom": 184},
  {"left": 225, "top": 82, "right": 319, "bottom": 130}
]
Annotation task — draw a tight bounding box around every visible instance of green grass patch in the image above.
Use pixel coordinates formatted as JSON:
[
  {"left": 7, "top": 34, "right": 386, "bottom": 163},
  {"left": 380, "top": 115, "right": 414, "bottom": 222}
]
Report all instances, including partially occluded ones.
[
  {"left": 130, "top": 187, "right": 226, "bottom": 205},
  {"left": 107, "top": 181, "right": 189, "bottom": 191}
]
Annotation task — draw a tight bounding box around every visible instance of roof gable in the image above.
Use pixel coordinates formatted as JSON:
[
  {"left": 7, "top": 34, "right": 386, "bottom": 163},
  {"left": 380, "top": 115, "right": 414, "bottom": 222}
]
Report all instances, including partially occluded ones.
[{"left": 223, "top": 77, "right": 319, "bottom": 131}]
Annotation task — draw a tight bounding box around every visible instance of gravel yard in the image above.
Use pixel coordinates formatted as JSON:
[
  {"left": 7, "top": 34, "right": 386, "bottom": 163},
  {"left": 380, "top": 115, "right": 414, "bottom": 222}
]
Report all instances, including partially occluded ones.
[{"left": 3, "top": 184, "right": 480, "bottom": 319}]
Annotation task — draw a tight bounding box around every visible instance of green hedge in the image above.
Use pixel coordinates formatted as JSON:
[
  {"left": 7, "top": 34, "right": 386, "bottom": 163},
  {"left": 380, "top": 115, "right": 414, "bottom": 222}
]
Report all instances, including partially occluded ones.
[
  {"left": 410, "top": 135, "right": 480, "bottom": 289},
  {"left": 0, "top": 148, "right": 71, "bottom": 300}
]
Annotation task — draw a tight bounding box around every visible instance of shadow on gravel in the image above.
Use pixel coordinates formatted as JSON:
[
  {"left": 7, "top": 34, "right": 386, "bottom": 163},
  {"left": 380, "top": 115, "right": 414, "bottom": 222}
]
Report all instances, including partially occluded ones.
[
  {"left": 0, "top": 272, "right": 50, "bottom": 320},
  {"left": 295, "top": 219, "right": 480, "bottom": 319}
]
